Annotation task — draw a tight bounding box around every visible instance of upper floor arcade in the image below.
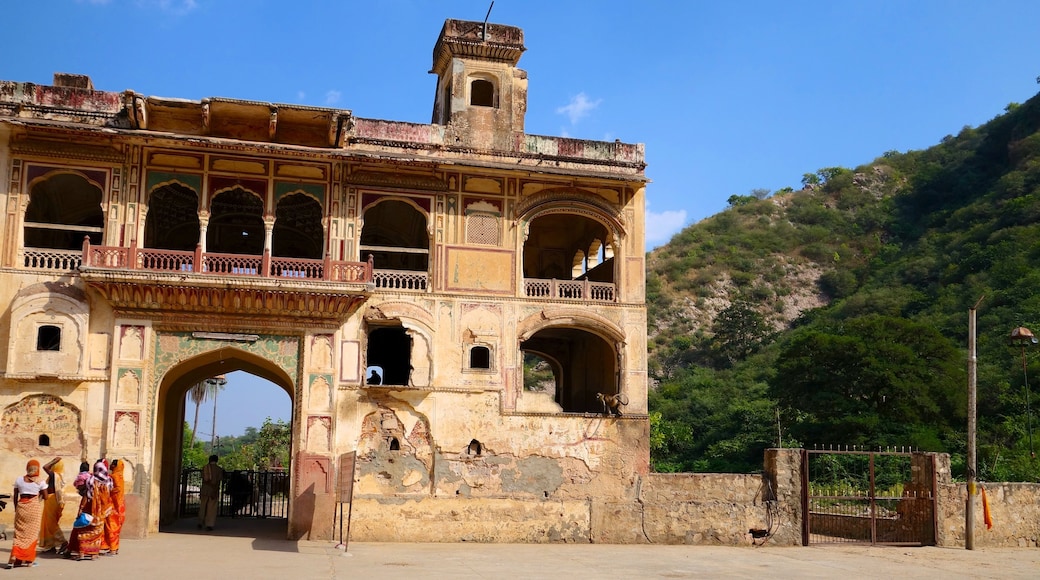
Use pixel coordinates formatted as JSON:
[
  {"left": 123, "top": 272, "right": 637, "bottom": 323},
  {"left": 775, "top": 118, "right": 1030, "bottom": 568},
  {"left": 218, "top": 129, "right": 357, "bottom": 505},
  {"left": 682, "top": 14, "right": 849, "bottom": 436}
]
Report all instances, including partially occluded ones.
[
  {"left": 5, "top": 153, "right": 643, "bottom": 309},
  {"left": 0, "top": 16, "right": 647, "bottom": 322}
]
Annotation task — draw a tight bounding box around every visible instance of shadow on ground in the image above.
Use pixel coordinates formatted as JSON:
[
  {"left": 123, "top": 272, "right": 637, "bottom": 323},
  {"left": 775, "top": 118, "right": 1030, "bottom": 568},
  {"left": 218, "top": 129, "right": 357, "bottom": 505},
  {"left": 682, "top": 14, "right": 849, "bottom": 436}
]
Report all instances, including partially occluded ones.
[{"left": 161, "top": 517, "right": 296, "bottom": 552}]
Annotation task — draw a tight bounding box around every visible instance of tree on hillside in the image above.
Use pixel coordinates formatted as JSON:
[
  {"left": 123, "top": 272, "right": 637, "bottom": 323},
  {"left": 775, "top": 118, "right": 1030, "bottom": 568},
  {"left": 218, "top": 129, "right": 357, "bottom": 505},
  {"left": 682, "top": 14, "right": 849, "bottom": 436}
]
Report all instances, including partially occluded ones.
[
  {"left": 770, "top": 315, "right": 965, "bottom": 448},
  {"left": 710, "top": 300, "right": 770, "bottom": 368}
]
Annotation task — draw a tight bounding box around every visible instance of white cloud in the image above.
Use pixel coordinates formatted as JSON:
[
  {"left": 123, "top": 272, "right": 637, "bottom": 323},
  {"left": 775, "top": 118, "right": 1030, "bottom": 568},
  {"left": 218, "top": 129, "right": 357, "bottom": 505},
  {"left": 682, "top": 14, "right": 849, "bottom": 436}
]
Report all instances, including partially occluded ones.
[
  {"left": 644, "top": 208, "right": 688, "bottom": 252},
  {"left": 556, "top": 92, "right": 601, "bottom": 125},
  {"left": 324, "top": 90, "right": 342, "bottom": 106},
  {"left": 141, "top": 0, "right": 198, "bottom": 14}
]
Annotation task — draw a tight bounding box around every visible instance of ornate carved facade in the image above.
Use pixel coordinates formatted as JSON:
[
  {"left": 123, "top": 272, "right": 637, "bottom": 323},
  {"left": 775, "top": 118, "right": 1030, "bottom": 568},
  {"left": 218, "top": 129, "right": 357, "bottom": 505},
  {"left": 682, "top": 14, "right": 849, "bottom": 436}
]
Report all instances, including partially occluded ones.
[{"left": 0, "top": 19, "right": 648, "bottom": 541}]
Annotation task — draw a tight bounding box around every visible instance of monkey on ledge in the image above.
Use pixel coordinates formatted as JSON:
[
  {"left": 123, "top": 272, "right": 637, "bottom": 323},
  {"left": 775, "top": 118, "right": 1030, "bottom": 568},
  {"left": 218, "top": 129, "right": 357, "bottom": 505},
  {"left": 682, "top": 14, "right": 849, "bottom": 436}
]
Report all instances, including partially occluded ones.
[{"left": 595, "top": 392, "right": 629, "bottom": 416}]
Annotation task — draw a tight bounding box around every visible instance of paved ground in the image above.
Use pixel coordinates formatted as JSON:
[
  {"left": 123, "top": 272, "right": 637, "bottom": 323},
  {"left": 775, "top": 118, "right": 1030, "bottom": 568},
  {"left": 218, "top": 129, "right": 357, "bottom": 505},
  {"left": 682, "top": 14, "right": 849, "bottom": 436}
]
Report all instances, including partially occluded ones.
[{"left": 5, "top": 518, "right": 1038, "bottom": 579}]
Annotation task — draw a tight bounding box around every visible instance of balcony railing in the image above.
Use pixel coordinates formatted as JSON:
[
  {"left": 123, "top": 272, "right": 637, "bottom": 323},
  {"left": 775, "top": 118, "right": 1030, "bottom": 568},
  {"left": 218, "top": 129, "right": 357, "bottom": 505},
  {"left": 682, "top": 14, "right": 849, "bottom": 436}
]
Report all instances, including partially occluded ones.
[
  {"left": 80, "top": 240, "right": 373, "bottom": 283},
  {"left": 373, "top": 269, "right": 428, "bottom": 291},
  {"left": 524, "top": 278, "right": 616, "bottom": 302},
  {"left": 23, "top": 248, "right": 83, "bottom": 271}
]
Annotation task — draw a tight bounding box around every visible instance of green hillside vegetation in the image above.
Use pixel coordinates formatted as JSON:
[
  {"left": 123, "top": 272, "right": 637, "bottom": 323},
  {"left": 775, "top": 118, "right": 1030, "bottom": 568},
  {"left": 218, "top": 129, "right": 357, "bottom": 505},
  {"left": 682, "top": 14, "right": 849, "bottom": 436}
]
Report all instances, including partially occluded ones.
[{"left": 647, "top": 94, "right": 1040, "bottom": 482}]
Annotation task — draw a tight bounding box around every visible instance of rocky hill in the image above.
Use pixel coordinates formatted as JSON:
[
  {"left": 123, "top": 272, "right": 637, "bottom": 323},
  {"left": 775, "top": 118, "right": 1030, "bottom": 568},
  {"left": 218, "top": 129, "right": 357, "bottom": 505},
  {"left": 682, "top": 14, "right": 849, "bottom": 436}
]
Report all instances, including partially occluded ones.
[{"left": 646, "top": 92, "right": 1040, "bottom": 482}]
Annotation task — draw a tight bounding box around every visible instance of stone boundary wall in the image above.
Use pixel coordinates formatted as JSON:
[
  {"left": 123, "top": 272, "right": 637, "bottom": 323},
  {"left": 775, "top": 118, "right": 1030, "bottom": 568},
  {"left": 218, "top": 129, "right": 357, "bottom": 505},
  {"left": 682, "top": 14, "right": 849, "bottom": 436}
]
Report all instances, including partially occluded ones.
[
  {"left": 346, "top": 450, "right": 1040, "bottom": 547},
  {"left": 595, "top": 449, "right": 803, "bottom": 545},
  {"left": 937, "top": 482, "right": 1040, "bottom": 548}
]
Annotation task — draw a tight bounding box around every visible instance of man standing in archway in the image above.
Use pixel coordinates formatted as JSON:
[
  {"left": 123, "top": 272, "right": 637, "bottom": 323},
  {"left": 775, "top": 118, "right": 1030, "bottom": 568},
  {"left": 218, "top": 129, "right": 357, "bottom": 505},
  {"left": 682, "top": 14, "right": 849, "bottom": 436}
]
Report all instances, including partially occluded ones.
[{"left": 198, "top": 455, "right": 223, "bottom": 531}]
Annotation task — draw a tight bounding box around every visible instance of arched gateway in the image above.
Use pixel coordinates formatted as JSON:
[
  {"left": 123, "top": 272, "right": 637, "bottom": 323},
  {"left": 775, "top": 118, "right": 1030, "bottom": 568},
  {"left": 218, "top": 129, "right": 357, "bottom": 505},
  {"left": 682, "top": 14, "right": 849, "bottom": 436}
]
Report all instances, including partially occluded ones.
[{"left": 153, "top": 341, "right": 296, "bottom": 531}]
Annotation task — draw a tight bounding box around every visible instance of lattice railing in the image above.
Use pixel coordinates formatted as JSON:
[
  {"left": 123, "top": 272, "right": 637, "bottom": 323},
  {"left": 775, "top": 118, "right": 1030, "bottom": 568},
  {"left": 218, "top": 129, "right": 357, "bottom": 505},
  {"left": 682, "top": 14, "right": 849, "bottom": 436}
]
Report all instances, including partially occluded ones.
[
  {"left": 270, "top": 257, "right": 323, "bottom": 279},
  {"left": 74, "top": 240, "right": 373, "bottom": 284},
  {"left": 373, "top": 269, "right": 428, "bottom": 291},
  {"left": 203, "top": 252, "right": 263, "bottom": 275},
  {"left": 138, "top": 248, "right": 195, "bottom": 272},
  {"left": 23, "top": 248, "right": 84, "bottom": 271},
  {"left": 523, "top": 278, "right": 616, "bottom": 303}
]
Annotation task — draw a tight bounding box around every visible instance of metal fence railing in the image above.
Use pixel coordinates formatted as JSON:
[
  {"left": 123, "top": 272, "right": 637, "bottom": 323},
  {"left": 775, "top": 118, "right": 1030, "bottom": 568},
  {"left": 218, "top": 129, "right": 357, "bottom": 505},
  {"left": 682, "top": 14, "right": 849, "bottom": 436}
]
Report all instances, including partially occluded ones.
[{"left": 180, "top": 468, "right": 290, "bottom": 519}]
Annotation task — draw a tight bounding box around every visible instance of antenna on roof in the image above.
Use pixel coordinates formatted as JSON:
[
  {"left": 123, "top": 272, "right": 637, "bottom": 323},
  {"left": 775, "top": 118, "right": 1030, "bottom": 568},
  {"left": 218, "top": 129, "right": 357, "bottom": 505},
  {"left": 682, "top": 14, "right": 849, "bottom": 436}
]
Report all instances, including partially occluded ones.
[{"left": 482, "top": 1, "right": 495, "bottom": 41}]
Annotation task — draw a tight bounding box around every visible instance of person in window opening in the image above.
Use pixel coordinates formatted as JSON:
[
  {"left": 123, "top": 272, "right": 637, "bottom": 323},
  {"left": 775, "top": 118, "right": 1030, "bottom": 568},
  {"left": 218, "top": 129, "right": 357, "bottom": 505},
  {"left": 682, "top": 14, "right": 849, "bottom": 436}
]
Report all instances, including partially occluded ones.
[
  {"left": 198, "top": 455, "right": 224, "bottom": 532},
  {"left": 367, "top": 369, "right": 382, "bottom": 385}
]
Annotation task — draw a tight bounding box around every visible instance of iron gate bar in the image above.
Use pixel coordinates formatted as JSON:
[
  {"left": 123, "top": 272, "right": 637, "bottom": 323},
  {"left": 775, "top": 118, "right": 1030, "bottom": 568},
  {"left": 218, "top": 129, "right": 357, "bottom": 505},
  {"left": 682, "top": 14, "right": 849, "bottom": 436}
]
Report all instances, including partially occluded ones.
[
  {"left": 802, "top": 449, "right": 936, "bottom": 547},
  {"left": 179, "top": 468, "right": 290, "bottom": 520}
]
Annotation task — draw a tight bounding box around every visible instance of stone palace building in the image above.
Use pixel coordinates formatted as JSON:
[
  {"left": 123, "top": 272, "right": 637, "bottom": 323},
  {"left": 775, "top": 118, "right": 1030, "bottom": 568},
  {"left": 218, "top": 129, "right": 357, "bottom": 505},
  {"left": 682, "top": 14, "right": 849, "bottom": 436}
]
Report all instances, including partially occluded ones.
[{"left": 0, "top": 18, "right": 649, "bottom": 541}]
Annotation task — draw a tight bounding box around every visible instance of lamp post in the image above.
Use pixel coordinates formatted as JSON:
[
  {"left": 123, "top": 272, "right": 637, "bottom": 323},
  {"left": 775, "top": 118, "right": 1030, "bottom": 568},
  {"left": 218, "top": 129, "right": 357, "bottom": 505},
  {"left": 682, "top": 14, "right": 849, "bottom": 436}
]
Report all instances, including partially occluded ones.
[
  {"left": 966, "top": 298, "right": 982, "bottom": 550},
  {"left": 1009, "top": 327, "right": 1037, "bottom": 459},
  {"left": 206, "top": 375, "right": 228, "bottom": 452}
]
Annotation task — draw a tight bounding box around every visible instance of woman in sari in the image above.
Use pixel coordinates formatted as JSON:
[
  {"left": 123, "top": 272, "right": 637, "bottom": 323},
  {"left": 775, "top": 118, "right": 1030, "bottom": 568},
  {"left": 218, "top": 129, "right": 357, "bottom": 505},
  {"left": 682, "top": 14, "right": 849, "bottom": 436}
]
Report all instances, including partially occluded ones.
[
  {"left": 102, "top": 459, "right": 125, "bottom": 554},
  {"left": 7, "top": 459, "right": 49, "bottom": 568},
  {"left": 39, "top": 457, "right": 68, "bottom": 554},
  {"left": 65, "top": 460, "right": 111, "bottom": 561}
]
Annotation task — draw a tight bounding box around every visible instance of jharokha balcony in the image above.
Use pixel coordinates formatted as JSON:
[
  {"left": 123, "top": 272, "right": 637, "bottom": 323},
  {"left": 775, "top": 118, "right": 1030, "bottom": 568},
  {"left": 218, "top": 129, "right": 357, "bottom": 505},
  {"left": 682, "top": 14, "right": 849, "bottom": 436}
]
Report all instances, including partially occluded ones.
[{"left": 75, "top": 239, "right": 374, "bottom": 331}]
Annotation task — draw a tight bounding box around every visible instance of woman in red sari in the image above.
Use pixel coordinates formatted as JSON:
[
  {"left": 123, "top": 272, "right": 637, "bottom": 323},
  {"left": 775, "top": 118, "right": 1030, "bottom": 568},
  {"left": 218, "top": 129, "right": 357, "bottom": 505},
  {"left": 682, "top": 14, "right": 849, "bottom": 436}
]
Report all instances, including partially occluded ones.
[
  {"left": 6, "top": 459, "right": 49, "bottom": 568},
  {"left": 65, "top": 460, "right": 112, "bottom": 561},
  {"left": 103, "top": 459, "right": 125, "bottom": 554}
]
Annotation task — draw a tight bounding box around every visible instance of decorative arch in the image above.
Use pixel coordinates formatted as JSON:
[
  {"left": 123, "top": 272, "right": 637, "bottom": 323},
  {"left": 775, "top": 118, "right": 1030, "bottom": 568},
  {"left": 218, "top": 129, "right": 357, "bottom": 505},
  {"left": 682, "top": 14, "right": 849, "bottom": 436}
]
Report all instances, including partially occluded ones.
[
  {"left": 207, "top": 187, "right": 265, "bottom": 255},
  {"left": 25, "top": 167, "right": 106, "bottom": 194},
  {"left": 207, "top": 184, "right": 266, "bottom": 209},
  {"left": 359, "top": 196, "right": 432, "bottom": 232},
  {"left": 516, "top": 308, "right": 626, "bottom": 414},
  {"left": 144, "top": 181, "right": 201, "bottom": 251},
  {"left": 516, "top": 308, "right": 626, "bottom": 345},
  {"left": 23, "top": 170, "right": 105, "bottom": 251},
  {"left": 273, "top": 191, "right": 325, "bottom": 259},
  {"left": 359, "top": 199, "right": 431, "bottom": 276},
  {"left": 516, "top": 187, "right": 626, "bottom": 238},
  {"left": 154, "top": 344, "right": 296, "bottom": 527}
]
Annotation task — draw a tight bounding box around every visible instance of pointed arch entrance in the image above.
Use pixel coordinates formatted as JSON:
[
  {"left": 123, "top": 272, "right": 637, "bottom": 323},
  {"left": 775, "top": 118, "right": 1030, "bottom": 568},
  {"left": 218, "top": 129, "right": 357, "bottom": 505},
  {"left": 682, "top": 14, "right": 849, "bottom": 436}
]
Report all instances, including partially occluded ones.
[{"left": 155, "top": 345, "right": 296, "bottom": 533}]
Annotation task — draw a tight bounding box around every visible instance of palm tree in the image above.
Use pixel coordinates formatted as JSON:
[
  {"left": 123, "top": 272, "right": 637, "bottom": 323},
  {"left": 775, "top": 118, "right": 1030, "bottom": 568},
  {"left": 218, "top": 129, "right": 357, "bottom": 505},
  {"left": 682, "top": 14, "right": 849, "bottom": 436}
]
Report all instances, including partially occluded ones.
[{"left": 188, "top": 375, "right": 227, "bottom": 448}]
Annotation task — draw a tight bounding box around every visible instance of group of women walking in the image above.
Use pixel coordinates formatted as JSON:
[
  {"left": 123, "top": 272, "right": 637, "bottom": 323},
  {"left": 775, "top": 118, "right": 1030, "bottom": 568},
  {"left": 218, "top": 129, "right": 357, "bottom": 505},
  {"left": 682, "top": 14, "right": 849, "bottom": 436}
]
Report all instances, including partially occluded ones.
[{"left": 6, "top": 457, "right": 126, "bottom": 568}]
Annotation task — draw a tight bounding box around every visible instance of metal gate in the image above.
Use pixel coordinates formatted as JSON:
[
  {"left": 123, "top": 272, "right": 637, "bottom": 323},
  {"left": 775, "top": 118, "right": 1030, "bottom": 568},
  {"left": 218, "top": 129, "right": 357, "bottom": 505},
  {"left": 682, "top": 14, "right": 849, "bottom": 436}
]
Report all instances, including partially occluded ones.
[
  {"left": 802, "top": 448, "right": 936, "bottom": 546},
  {"left": 180, "top": 468, "right": 290, "bottom": 519}
]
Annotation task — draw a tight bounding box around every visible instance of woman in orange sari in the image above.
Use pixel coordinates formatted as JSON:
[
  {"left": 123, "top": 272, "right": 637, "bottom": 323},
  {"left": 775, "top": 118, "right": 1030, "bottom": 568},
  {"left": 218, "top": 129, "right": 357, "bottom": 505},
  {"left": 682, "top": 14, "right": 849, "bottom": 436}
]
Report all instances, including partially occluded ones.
[
  {"left": 103, "top": 459, "right": 125, "bottom": 554},
  {"left": 39, "top": 457, "right": 67, "bottom": 554},
  {"left": 66, "top": 460, "right": 112, "bottom": 561},
  {"left": 7, "top": 459, "right": 49, "bottom": 568}
]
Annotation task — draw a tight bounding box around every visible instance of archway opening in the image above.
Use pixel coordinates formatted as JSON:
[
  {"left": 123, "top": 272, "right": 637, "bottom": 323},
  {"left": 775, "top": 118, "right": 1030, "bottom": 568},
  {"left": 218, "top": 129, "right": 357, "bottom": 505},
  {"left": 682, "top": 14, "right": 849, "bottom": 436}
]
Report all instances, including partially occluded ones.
[
  {"left": 522, "top": 213, "right": 613, "bottom": 283},
  {"left": 520, "top": 327, "right": 617, "bottom": 413},
  {"left": 156, "top": 349, "right": 294, "bottom": 535}
]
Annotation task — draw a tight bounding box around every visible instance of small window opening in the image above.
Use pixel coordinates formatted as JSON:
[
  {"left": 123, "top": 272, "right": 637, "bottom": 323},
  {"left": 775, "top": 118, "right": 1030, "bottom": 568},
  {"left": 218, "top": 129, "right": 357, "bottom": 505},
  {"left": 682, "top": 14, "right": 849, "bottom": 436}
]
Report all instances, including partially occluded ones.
[
  {"left": 37, "top": 325, "right": 61, "bottom": 351},
  {"left": 39, "top": 434, "right": 50, "bottom": 446},
  {"left": 366, "top": 327, "right": 412, "bottom": 386},
  {"left": 470, "top": 79, "right": 495, "bottom": 107},
  {"left": 389, "top": 437, "right": 401, "bottom": 451},
  {"left": 470, "top": 346, "right": 491, "bottom": 369},
  {"left": 467, "top": 439, "right": 483, "bottom": 456}
]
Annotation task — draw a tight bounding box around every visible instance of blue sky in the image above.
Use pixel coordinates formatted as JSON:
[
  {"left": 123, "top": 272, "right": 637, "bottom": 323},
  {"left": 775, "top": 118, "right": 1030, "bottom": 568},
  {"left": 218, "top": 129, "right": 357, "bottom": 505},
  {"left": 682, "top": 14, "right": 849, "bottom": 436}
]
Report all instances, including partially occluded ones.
[{"left": 11, "top": 1, "right": 1040, "bottom": 436}]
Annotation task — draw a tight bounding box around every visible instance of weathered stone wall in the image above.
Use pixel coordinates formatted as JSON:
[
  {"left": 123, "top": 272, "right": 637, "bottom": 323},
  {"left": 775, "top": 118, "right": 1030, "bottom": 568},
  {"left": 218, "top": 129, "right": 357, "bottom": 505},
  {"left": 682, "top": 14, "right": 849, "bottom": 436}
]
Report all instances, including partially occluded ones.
[
  {"left": 937, "top": 482, "right": 1040, "bottom": 548},
  {"left": 622, "top": 449, "right": 803, "bottom": 546}
]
